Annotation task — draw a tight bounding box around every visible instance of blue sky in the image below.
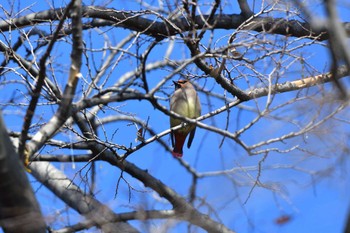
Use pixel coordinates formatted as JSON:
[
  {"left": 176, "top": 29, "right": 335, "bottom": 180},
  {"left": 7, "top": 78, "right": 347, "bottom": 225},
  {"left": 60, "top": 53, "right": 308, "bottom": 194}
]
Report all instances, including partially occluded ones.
[{"left": 0, "top": 1, "right": 350, "bottom": 233}]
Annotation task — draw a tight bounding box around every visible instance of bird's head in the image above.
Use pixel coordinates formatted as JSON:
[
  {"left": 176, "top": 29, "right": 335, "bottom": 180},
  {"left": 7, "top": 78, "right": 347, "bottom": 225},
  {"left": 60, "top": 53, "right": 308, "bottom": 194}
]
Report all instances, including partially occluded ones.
[{"left": 173, "top": 79, "right": 189, "bottom": 90}]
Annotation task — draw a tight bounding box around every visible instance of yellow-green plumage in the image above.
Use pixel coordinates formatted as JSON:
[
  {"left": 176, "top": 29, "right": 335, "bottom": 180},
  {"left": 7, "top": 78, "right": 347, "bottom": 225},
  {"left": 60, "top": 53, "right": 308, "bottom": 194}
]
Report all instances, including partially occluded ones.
[{"left": 170, "top": 80, "right": 201, "bottom": 157}]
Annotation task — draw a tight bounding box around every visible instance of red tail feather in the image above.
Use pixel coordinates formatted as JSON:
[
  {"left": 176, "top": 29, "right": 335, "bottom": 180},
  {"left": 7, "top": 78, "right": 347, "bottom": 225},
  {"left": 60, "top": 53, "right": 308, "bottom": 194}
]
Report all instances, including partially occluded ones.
[{"left": 172, "top": 133, "right": 188, "bottom": 157}]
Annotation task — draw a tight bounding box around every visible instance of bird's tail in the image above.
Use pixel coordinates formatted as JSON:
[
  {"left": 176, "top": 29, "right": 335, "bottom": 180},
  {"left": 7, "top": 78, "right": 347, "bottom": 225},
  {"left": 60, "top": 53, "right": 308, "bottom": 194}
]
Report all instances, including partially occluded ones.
[{"left": 172, "top": 133, "right": 187, "bottom": 157}]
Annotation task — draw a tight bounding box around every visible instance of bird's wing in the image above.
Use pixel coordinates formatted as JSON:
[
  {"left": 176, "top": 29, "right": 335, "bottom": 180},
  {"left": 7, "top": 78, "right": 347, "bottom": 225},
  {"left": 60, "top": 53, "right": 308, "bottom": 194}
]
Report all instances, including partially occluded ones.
[
  {"left": 170, "top": 131, "right": 175, "bottom": 147},
  {"left": 187, "top": 127, "right": 196, "bottom": 148}
]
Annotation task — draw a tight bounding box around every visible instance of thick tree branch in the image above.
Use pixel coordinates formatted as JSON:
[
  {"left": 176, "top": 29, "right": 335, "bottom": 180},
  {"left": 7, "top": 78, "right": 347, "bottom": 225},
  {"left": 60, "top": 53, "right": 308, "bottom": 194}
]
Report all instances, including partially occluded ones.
[
  {"left": 248, "top": 65, "right": 349, "bottom": 98},
  {"left": 70, "top": 109, "right": 235, "bottom": 233},
  {"left": 238, "top": 0, "right": 254, "bottom": 18},
  {"left": 26, "top": 0, "right": 83, "bottom": 158},
  {"left": 51, "top": 210, "right": 176, "bottom": 233},
  {"left": 17, "top": 0, "right": 76, "bottom": 159},
  {"left": 1, "top": 6, "right": 349, "bottom": 41},
  {"left": 105, "top": 152, "right": 236, "bottom": 233},
  {"left": 29, "top": 161, "right": 139, "bottom": 233},
  {"left": 345, "top": 205, "right": 350, "bottom": 233}
]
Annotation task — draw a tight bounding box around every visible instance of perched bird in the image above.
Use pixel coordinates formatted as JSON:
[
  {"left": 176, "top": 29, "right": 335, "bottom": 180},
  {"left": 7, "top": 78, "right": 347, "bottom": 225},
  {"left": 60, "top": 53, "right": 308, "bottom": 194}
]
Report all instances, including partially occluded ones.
[{"left": 170, "top": 80, "right": 201, "bottom": 157}]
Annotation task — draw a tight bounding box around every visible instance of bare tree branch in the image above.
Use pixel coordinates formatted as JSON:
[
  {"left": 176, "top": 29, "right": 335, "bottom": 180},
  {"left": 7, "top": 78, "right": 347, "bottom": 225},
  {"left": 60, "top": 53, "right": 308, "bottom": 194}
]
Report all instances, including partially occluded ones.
[
  {"left": 17, "top": 0, "right": 77, "bottom": 159},
  {"left": 51, "top": 210, "right": 176, "bottom": 233},
  {"left": 29, "top": 161, "right": 139, "bottom": 233},
  {"left": 1, "top": 1, "right": 350, "bottom": 232},
  {"left": 1, "top": 6, "right": 349, "bottom": 41}
]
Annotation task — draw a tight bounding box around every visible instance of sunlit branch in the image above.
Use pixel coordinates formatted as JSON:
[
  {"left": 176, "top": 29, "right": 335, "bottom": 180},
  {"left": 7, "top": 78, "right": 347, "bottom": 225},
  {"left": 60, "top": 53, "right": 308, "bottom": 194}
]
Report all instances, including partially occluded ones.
[
  {"left": 248, "top": 65, "right": 349, "bottom": 98},
  {"left": 29, "top": 161, "right": 139, "bottom": 233},
  {"left": 51, "top": 210, "right": 177, "bottom": 233}
]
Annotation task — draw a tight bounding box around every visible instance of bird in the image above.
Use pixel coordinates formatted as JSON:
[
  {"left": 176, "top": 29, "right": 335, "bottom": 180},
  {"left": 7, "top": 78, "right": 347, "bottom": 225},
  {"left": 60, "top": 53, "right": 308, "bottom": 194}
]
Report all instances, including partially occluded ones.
[{"left": 170, "top": 79, "right": 201, "bottom": 157}]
